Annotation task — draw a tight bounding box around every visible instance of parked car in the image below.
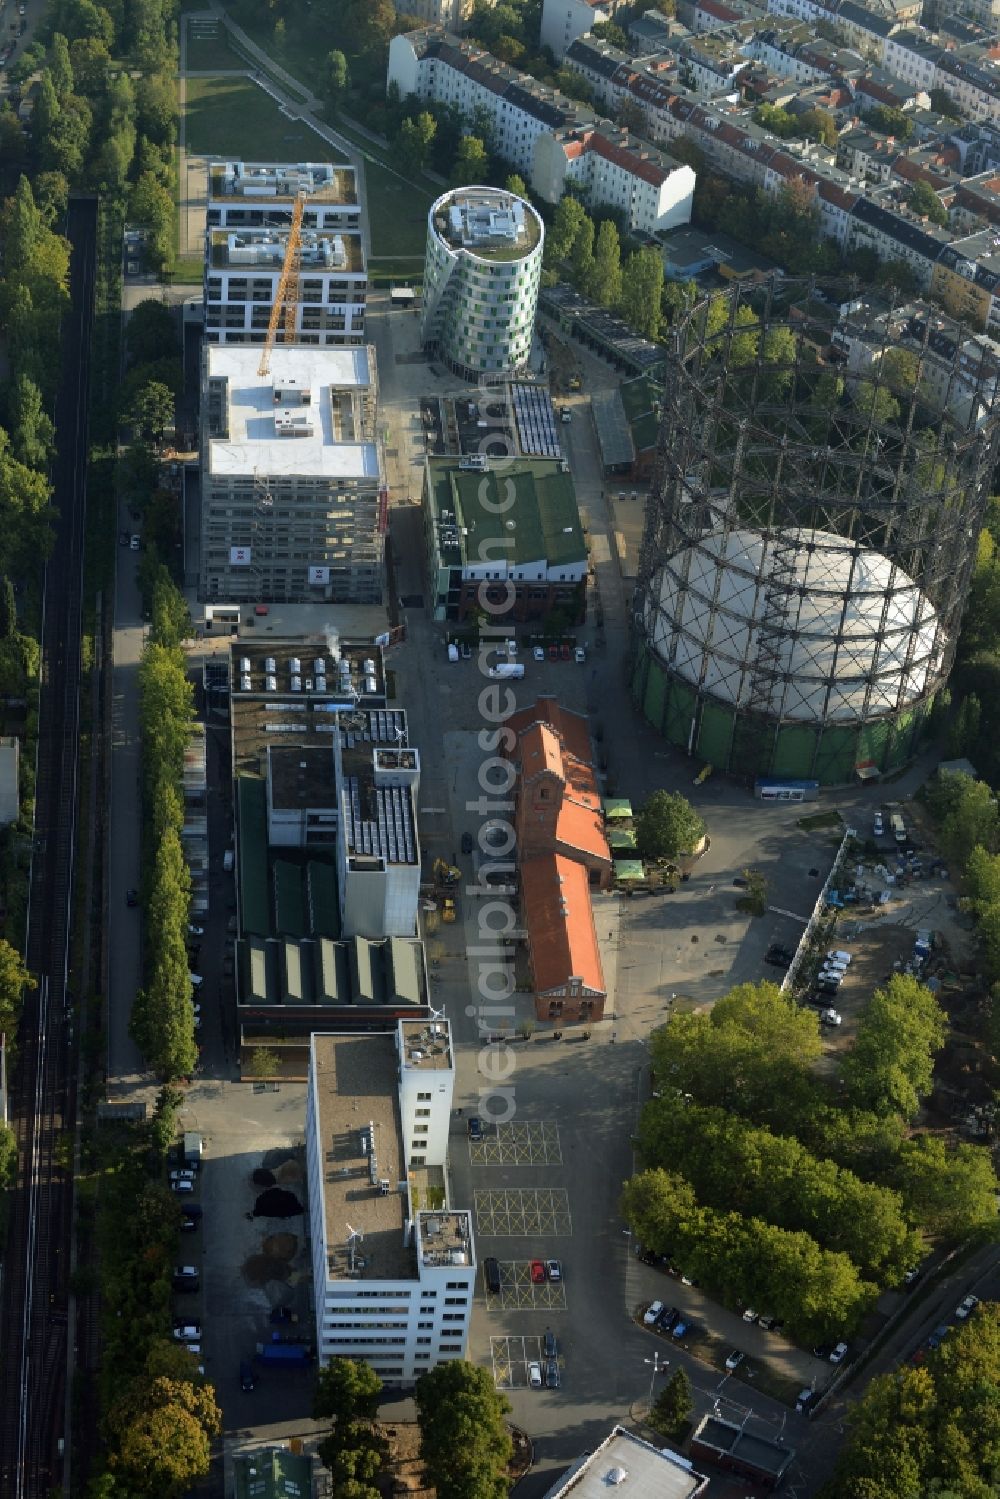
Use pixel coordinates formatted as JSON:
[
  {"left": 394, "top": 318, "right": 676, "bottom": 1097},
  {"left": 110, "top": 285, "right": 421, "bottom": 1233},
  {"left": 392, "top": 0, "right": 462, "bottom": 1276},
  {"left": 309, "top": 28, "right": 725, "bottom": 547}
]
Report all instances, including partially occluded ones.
[
  {"left": 757, "top": 1314, "right": 779, "bottom": 1331},
  {"left": 240, "top": 1360, "right": 256, "bottom": 1391},
  {"left": 528, "top": 1361, "right": 543, "bottom": 1389},
  {"left": 543, "top": 1328, "right": 558, "bottom": 1358},
  {"left": 827, "top": 950, "right": 852, "bottom": 966},
  {"left": 742, "top": 1308, "right": 759, "bottom": 1323},
  {"left": 796, "top": 1387, "right": 819, "bottom": 1415},
  {"left": 560, "top": 643, "right": 571, "bottom": 661},
  {"left": 467, "top": 1116, "right": 483, "bottom": 1142},
  {"left": 125, "top": 888, "right": 138, "bottom": 907},
  {"left": 170, "top": 1178, "right": 194, "bottom": 1195},
  {"left": 169, "top": 1169, "right": 196, "bottom": 1184},
  {"left": 172, "top": 1266, "right": 199, "bottom": 1290},
  {"left": 873, "top": 813, "right": 884, "bottom": 836},
  {"left": 548, "top": 644, "right": 558, "bottom": 660},
  {"left": 461, "top": 832, "right": 474, "bottom": 855},
  {"left": 956, "top": 1294, "right": 980, "bottom": 1320},
  {"left": 545, "top": 1357, "right": 560, "bottom": 1388},
  {"left": 820, "top": 1008, "right": 842, "bottom": 1026},
  {"left": 574, "top": 646, "right": 586, "bottom": 664},
  {"left": 545, "top": 1259, "right": 562, "bottom": 1283},
  {"left": 172, "top": 1322, "right": 201, "bottom": 1341},
  {"left": 655, "top": 1306, "right": 679, "bottom": 1332},
  {"left": 901, "top": 1266, "right": 921, "bottom": 1288},
  {"left": 765, "top": 945, "right": 792, "bottom": 967},
  {"left": 672, "top": 1319, "right": 690, "bottom": 1340},
  {"left": 530, "top": 1260, "right": 546, "bottom": 1285},
  {"left": 533, "top": 646, "right": 545, "bottom": 662},
  {"left": 725, "top": 1351, "right": 744, "bottom": 1371},
  {"left": 644, "top": 1301, "right": 665, "bottom": 1326},
  {"left": 188, "top": 972, "right": 204, "bottom": 988},
  {"left": 188, "top": 923, "right": 204, "bottom": 937},
  {"left": 829, "top": 1342, "right": 849, "bottom": 1364},
  {"left": 119, "top": 530, "right": 129, "bottom": 546},
  {"left": 812, "top": 1344, "right": 832, "bottom": 1361},
  {"left": 130, "top": 534, "right": 140, "bottom": 550},
  {"left": 928, "top": 1324, "right": 950, "bottom": 1350},
  {"left": 460, "top": 642, "right": 472, "bottom": 660}
]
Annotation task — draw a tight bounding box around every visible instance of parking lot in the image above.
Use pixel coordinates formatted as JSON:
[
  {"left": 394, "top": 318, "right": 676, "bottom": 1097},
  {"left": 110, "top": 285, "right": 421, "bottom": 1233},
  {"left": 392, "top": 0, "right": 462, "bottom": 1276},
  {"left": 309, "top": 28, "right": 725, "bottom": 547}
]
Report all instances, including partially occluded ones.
[{"left": 470, "top": 1121, "right": 563, "bottom": 1166}]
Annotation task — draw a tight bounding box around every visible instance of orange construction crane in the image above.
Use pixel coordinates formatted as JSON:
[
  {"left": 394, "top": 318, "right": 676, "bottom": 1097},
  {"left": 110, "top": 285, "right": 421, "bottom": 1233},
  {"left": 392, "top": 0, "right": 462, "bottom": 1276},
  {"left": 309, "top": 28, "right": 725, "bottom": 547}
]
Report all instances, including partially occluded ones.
[{"left": 257, "top": 191, "right": 305, "bottom": 377}]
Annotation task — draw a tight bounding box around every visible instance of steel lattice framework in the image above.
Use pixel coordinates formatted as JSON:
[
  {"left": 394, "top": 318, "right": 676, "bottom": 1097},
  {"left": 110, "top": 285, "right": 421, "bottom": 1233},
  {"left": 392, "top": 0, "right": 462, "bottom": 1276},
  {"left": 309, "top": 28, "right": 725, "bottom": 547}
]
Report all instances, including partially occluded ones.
[{"left": 632, "top": 278, "right": 1000, "bottom": 784}]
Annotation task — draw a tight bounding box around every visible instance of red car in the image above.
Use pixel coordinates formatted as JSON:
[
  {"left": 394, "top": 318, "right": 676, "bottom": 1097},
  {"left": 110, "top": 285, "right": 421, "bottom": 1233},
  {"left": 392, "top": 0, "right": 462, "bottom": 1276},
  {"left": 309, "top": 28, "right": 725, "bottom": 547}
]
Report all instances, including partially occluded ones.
[
  {"left": 560, "top": 643, "right": 571, "bottom": 660},
  {"left": 530, "top": 1260, "right": 546, "bottom": 1285},
  {"left": 548, "top": 644, "right": 558, "bottom": 660}
]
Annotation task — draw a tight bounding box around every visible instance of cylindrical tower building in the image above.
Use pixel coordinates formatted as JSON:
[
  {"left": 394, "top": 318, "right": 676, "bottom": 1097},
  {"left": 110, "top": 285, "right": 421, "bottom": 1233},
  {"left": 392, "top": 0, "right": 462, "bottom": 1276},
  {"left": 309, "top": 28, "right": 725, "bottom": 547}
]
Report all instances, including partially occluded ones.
[
  {"left": 420, "top": 186, "right": 543, "bottom": 381},
  {"left": 632, "top": 279, "right": 1000, "bottom": 784}
]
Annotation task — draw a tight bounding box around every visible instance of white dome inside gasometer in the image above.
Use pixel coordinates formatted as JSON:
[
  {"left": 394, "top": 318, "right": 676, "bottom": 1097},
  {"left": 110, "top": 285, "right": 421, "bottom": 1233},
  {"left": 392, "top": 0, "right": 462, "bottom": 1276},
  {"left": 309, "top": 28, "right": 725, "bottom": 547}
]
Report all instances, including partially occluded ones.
[{"left": 645, "top": 528, "right": 943, "bottom": 723}]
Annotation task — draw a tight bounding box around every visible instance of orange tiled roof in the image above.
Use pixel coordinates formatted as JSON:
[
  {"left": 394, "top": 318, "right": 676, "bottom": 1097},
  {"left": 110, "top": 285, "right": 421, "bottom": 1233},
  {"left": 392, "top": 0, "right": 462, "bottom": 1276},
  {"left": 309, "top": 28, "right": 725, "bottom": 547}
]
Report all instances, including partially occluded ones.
[
  {"left": 520, "top": 721, "right": 565, "bottom": 784},
  {"left": 521, "top": 856, "right": 606, "bottom": 997},
  {"left": 507, "top": 697, "right": 591, "bottom": 765}
]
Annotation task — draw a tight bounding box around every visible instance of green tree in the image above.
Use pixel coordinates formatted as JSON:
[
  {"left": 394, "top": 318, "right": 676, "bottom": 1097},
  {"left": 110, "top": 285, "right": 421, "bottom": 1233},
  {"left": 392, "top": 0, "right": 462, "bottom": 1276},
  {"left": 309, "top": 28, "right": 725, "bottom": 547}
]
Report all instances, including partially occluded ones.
[
  {"left": 105, "top": 1374, "right": 221, "bottom": 1495},
  {"left": 801, "top": 106, "right": 838, "bottom": 147},
  {"left": 908, "top": 178, "right": 947, "bottom": 226},
  {"left": 0, "top": 430, "right": 55, "bottom": 576},
  {"left": 9, "top": 375, "right": 55, "bottom": 470},
  {"left": 619, "top": 247, "right": 664, "bottom": 339},
  {"left": 129, "top": 381, "right": 174, "bottom": 447},
  {"left": 246, "top": 1046, "right": 279, "bottom": 1080},
  {"left": 545, "top": 193, "right": 587, "bottom": 264},
  {"left": 841, "top": 975, "right": 947, "bottom": 1120},
  {"left": 314, "top": 1357, "right": 382, "bottom": 1423},
  {"left": 929, "top": 87, "right": 962, "bottom": 121},
  {"left": 452, "top": 135, "right": 488, "bottom": 187},
  {"left": 892, "top": 1134, "right": 998, "bottom": 1240},
  {"left": 326, "top": 48, "right": 349, "bottom": 113},
  {"left": 591, "top": 218, "right": 622, "bottom": 307},
  {"left": 415, "top": 1361, "right": 513, "bottom": 1499},
  {"left": 648, "top": 980, "right": 822, "bottom": 1128},
  {"left": 866, "top": 105, "right": 913, "bottom": 140},
  {"left": 135, "top": 72, "right": 178, "bottom": 147},
  {"left": 569, "top": 214, "right": 594, "bottom": 290},
  {"left": 945, "top": 695, "right": 982, "bottom": 760},
  {"left": 504, "top": 173, "right": 527, "bottom": 199},
  {"left": 2, "top": 176, "right": 42, "bottom": 274},
  {"left": 853, "top": 377, "right": 900, "bottom": 426},
  {"left": 125, "top": 298, "right": 180, "bottom": 368},
  {"left": 48, "top": 32, "right": 75, "bottom": 97},
  {"left": 649, "top": 1368, "right": 692, "bottom": 1439},
  {"left": 0, "top": 577, "right": 16, "bottom": 640},
  {"left": 397, "top": 112, "right": 436, "bottom": 176},
  {"left": 635, "top": 790, "right": 705, "bottom": 859},
  {"left": 33, "top": 170, "right": 70, "bottom": 227}
]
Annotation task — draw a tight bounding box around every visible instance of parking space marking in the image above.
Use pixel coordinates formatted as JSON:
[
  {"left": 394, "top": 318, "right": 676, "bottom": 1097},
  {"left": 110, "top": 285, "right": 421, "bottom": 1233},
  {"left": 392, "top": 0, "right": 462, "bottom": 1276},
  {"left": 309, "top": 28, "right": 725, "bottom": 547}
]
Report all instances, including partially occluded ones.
[
  {"left": 484, "top": 1260, "right": 569, "bottom": 1311},
  {"left": 490, "top": 1334, "right": 544, "bottom": 1390},
  {"left": 470, "top": 1120, "right": 563, "bottom": 1166},
  {"left": 475, "top": 1187, "right": 572, "bottom": 1236}
]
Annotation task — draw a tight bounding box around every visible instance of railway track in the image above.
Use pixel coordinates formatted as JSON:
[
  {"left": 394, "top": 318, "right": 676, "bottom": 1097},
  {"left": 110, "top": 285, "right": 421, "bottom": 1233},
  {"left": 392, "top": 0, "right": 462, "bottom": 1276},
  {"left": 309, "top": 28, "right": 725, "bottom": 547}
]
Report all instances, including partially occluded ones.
[{"left": 0, "top": 196, "right": 97, "bottom": 1497}]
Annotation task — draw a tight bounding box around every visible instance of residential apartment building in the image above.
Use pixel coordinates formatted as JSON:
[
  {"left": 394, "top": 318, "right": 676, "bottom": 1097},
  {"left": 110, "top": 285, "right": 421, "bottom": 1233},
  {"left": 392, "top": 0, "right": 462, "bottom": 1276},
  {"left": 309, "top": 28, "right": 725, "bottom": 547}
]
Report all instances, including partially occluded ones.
[
  {"left": 199, "top": 344, "right": 383, "bottom": 604},
  {"left": 206, "top": 161, "right": 361, "bottom": 233},
  {"left": 204, "top": 226, "right": 366, "bottom": 346},
  {"left": 423, "top": 454, "right": 588, "bottom": 623},
  {"left": 391, "top": 0, "right": 477, "bottom": 29},
  {"left": 421, "top": 186, "right": 544, "bottom": 378},
  {"left": 387, "top": 30, "right": 694, "bottom": 230},
  {"left": 540, "top": 0, "right": 621, "bottom": 60},
  {"left": 305, "top": 1023, "right": 476, "bottom": 1381}
]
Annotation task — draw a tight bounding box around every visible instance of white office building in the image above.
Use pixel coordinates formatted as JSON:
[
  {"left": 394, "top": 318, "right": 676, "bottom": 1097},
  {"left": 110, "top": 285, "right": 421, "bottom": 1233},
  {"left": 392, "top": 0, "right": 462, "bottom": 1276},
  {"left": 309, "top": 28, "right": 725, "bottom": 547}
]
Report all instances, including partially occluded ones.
[
  {"left": 422, "top": 187, "right": 544, "bottom": 379},
  {"left": 199, "top": 344, "right": 383, "bottom": 604},
  {"left": 305, "top": 1023, "right": 476, "bottom": 1383}
]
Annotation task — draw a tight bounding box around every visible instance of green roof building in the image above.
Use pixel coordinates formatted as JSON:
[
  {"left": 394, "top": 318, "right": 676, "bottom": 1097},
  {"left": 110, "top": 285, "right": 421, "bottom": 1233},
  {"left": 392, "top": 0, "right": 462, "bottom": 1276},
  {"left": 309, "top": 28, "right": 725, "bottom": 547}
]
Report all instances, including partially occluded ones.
[{"left": 423, "top": 455, "right": 588, "bottom": 624}]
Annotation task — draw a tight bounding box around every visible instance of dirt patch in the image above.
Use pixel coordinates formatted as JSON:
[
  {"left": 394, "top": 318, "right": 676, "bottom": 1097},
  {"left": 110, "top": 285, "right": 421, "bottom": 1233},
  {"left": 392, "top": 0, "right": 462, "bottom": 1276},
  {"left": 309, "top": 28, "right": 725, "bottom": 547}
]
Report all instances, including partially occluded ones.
[
  {"left": 243, "top": 1254, "right": 292, "bottom": 1287},
  {"left": 274, "top": 1157, "right": 303, "bottom": 1184},
  {"left": 262, "top": 1232, "right": 297, "bottom": 1259},
  {"left": 253, "top": 1186, "right": 304, "bottom": 1217}
]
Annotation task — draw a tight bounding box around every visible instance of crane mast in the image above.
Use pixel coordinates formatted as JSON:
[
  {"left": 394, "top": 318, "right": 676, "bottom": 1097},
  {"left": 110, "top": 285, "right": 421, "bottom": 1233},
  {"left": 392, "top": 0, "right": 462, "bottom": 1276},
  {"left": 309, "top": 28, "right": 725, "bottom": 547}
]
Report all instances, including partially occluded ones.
[{"left": 257, "top": 190, "right": 305, "bottom": 377}]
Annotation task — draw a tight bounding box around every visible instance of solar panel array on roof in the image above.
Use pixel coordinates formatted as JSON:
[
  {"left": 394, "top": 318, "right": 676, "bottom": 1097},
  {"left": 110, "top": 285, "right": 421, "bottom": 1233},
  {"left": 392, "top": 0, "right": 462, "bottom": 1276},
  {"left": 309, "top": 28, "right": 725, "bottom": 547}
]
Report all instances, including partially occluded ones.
[
  {"left": 343, "top": 778, "right": 416, "bottom": 864},
  {"left": 592, "top": 388, "right": 636, "bottom": 469},
  {"left": 511, "top": 382, "right": 562, "bottom": 459}
]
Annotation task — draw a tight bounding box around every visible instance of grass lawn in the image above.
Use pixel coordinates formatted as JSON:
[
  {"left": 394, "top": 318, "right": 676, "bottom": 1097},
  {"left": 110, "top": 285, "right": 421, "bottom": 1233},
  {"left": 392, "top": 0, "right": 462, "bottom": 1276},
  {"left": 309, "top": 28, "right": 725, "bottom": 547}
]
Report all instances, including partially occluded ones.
[
  {"left": 332, "top": 115, "right": 438, "bottom": 259},
  {"left": 183, "top": 75, "right": 343, "bottom": 161},
  {"left": 184, "top": 21, "right": 244, "bottom": 72},
  {"left": 368, "top": 256, "right": 425, "bottom": 286}
]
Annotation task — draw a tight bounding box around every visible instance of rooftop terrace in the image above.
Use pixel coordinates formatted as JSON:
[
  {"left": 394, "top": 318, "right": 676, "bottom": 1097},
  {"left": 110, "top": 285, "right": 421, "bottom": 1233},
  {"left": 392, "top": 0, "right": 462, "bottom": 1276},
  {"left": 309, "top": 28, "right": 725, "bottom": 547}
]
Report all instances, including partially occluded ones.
[
  {"left": 209, "top": 227, "right": 365, "bottom": 274},
  {"left": 431, "top": 187, "right": 542, "bottom": 263},
  {"left": 208, "top": 160, "right": 358, "bottom": 204}
]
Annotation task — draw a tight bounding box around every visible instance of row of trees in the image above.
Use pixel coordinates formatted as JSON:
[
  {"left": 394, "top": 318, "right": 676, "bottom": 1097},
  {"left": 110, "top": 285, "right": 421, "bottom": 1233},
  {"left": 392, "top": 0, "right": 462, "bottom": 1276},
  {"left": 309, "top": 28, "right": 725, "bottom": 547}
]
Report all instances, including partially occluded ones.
[
  {"left": 313, "top": 1357, "right": 513, "bottom": 1499},
  {"left": 638, "top": 1096, "right": 922, "bottom": 1281},
  {"left": 94, "top": 1092, "right": 221, "bottom": 1496},
  {"left": 545, "top": 193, "right": 666, "bottom": 338},
  {"left": 639, "top": 982, "right": 997, "bottom": 1258},
  {"left": 2, "top": 2, "right": 180, "bottom": 269},
  {"left": 129, "top": 570, "right": 196, "bottom": 1083},
  {"left": 821, "top": 1302, "right": 1000, "bottom": 1498},
  {"left": 623, "top": 1167, "right": 878, "bottom": 1342}
]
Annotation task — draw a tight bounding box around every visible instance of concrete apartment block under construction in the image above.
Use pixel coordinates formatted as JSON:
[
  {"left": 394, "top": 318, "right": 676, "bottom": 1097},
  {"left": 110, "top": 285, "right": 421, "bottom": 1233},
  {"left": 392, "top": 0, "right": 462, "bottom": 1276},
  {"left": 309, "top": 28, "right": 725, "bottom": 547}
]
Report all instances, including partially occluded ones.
[
  {"left": 204, "top": 160, "right": 367, "bottom": 347},
  {"left": 199, "top": 344, "right": 385, "bottom": 605}
]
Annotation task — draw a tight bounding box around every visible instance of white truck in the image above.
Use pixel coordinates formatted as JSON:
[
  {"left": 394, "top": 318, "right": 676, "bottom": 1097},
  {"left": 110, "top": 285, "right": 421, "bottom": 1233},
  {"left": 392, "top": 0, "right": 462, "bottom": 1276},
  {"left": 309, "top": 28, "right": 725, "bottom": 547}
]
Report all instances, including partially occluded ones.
[
  {"left": 890, "top": 813, "right": 906, "bottom": 844},
  {"left": 489, "top": 663, "right": 524, "bottom": 680}
]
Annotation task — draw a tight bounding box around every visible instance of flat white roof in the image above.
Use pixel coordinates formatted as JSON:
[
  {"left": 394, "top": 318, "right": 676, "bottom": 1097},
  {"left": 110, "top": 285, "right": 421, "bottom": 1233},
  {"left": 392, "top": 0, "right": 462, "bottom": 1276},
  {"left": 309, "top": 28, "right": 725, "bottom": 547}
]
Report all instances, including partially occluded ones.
[
  {"left": 206, "top": 345, "right": 380, "bottom": 481},
  {"left": 542, "top": 1428, "right": 706, "bottom": 1499}
]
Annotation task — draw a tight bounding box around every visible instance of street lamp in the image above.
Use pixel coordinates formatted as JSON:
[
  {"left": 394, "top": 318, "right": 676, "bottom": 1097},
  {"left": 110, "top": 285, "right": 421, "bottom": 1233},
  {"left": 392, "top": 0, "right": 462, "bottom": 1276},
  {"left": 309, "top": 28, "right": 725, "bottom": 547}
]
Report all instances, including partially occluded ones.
[{"left": 644, "top": 1351, "right": 669, "bottom": 1405}]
